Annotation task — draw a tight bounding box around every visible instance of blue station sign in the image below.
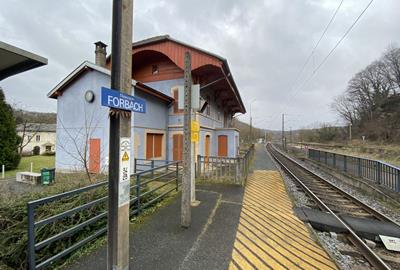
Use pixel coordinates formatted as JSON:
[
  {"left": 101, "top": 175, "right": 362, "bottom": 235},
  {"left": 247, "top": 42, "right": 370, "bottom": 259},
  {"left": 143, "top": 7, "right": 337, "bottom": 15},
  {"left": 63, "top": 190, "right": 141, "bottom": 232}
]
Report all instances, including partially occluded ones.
[{"left": 101, "top": 87, "right": 146, "bottom": 113}]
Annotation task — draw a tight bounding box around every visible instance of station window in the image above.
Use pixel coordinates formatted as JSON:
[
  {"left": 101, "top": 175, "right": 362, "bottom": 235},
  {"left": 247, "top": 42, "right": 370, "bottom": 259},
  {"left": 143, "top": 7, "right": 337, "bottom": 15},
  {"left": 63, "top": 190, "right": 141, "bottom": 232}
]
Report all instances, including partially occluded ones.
[{"left": 36, "top": 135, "right": 40, "bottom": 142}]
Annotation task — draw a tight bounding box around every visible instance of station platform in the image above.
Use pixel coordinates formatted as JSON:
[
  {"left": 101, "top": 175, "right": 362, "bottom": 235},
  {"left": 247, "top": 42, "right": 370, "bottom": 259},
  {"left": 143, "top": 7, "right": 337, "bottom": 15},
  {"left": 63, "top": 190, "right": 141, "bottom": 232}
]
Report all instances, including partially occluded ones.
[
  {"left": 67, "top": 144, "right": 338, "bottom": 270},
  {"left": 228, "top": 170, "right": 338, "bottom": 270}
]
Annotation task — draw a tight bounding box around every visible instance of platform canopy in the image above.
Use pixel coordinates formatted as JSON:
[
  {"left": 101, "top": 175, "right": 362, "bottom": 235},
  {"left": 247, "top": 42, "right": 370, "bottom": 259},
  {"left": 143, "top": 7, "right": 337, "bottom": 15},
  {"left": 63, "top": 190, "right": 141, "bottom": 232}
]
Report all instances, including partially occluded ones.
[{"left": 0, "top": 41, "right": 48, "bottom": 81}]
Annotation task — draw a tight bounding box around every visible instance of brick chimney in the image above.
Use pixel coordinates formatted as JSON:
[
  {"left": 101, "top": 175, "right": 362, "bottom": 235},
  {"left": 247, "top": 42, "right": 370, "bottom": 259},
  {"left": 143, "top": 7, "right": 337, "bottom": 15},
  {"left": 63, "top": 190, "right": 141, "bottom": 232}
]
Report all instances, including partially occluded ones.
[{"left": 94, "top": 41, "right": 107, "bottom": 67}]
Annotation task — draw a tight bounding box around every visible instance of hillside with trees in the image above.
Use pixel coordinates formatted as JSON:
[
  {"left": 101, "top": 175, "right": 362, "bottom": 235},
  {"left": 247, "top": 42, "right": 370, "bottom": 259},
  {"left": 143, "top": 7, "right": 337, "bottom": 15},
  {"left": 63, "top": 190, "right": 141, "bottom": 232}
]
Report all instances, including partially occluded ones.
[{"left": 332, "top": 45, "right": 400, "bottom": 143}]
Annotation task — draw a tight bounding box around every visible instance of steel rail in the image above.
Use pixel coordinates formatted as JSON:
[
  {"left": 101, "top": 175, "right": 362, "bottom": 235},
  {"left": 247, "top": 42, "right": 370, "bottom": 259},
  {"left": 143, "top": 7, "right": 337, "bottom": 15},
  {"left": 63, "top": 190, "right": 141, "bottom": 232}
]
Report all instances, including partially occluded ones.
[
  {"left": 268, "top": 144, "right": 400, "bottom": 227},
  {"left": 267, "top": 144, "right": 392, "bottom": 270}
]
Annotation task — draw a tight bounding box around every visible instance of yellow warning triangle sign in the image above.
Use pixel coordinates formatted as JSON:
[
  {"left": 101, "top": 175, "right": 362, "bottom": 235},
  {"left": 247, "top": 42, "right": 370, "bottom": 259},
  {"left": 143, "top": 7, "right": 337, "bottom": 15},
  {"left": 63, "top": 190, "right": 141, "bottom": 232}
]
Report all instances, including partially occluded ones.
[{"left": 122, "top": 151, "right": 129, "bottom": 161}]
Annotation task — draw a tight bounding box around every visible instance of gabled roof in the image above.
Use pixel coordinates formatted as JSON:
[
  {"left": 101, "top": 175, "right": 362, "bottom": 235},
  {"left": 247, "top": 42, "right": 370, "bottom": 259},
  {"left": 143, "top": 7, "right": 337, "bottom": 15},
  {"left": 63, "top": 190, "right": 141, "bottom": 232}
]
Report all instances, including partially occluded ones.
[
  {"left": 133, "top": 35, "right": 227, "bottom": 62},
  {"left": 129, "top": 35, "right": 246, "bottom": 113},
  {"left": 47, "top": 61, "right": 173, "bottom": 103},
  {"left": 16, "top": 123, "right": 56, "bottom": 132},
  {"left": 0, "top": 41, "right": 48, "bottom": 81}
]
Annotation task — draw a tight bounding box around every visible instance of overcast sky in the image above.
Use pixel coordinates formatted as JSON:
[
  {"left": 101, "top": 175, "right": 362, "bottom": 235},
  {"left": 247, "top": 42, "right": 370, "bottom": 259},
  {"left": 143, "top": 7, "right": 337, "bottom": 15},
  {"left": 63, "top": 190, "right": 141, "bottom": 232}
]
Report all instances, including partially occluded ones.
[{"left": 1, "top": 0, "right": 399, "bottom": 130}]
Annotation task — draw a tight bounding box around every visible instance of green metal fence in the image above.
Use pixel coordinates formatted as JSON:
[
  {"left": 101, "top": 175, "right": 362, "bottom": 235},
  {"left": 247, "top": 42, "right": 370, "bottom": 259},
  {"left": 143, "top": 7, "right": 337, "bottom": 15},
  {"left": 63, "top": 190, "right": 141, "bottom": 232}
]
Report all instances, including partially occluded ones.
[
  {"left": 27, "top": 161, "right": 182, "bottom": 269},
  {"left": 308, "top": 148, "right": 400, "bottom": 193}
]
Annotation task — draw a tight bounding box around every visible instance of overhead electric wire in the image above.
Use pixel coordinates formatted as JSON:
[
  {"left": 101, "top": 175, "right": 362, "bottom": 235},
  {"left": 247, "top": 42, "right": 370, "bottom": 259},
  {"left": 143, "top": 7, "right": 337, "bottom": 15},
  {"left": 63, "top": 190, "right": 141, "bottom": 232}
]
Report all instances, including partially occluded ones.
[
  {"left": 267, "top": 0, "right": 344, "bottom": 125},
  {"left": 291, "top": 0, "right": 344, "bottom": 89},
  {"left": 271, "top": 0, "right": 375, "bottom": 127}
]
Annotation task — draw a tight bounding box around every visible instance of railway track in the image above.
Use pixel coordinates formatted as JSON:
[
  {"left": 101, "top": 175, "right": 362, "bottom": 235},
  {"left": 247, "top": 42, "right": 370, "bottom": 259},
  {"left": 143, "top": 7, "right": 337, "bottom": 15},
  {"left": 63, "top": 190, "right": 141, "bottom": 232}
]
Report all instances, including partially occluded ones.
[{"left": 266, "top": 143, "right": 400, "bottom": 270}]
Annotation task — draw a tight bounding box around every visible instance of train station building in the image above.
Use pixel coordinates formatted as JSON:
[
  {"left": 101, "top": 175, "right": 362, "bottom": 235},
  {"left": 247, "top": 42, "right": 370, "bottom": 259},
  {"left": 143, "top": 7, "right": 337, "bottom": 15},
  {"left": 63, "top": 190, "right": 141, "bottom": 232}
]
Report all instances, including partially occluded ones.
[{"left": 48, "top": 35, "right": 246, "bottom": 173}]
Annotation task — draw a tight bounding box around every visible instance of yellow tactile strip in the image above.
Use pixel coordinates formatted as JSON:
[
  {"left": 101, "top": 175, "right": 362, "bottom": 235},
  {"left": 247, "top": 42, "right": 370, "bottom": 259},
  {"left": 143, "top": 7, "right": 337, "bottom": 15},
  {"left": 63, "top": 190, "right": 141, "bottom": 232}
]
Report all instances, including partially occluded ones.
[{"left": 229, "top": 170, "right": 338, "bottom": 270}]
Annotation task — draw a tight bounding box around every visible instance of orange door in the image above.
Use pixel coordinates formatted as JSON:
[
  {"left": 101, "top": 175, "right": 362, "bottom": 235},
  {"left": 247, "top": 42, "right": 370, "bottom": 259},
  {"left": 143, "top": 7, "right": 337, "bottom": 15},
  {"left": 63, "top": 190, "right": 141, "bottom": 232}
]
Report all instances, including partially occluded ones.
[
  {"left": 205, "top": 135, "right": 210, "bottom": 156},
  {"left": 89, "top": 138, "right": 101, "bottom": 173},
  {"left": 173, "top": 134, "right": 183, "bottom": 161},
  {"left": 146, "top": 133, "right": 153, "bottom": 159},
  {"left": 218, "top": 135, "right": 228, "bottom": 157},
  {"left": 205, "top": 135, "right": 210, "bottom": 167}
]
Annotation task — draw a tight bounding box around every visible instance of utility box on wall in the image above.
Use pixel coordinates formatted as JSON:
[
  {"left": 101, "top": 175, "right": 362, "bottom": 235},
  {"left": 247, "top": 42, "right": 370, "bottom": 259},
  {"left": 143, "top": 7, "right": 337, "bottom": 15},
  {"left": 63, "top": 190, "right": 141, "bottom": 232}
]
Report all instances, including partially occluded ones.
[{"left": 178, "top": 84, "right": 200, "bottom": 110}]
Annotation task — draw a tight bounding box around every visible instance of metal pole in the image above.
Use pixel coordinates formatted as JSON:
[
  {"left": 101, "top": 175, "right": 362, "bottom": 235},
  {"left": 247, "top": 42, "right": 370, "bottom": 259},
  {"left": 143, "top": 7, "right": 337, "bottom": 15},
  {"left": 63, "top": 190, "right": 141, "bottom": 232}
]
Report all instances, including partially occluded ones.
[
  {"left": 30, "top": 162, "right": 33, "bottom": 173},
  {"left": 281, "top": 113, "right": 285, "bottom": 151},
  {"left": 2, "top": 165, "right": 4, "bottom": 179},
  {"left": 249, "top": 115, "right": 252, "bottom": 143},
  {"left": 27, "top": 203, "right": 35, "bottom": 270},
  {"left": 108, "top": 0, "right": 133, "bottom": 269},
  {"left": 181, "top": 51, "right": 192, "bottom": 228}
]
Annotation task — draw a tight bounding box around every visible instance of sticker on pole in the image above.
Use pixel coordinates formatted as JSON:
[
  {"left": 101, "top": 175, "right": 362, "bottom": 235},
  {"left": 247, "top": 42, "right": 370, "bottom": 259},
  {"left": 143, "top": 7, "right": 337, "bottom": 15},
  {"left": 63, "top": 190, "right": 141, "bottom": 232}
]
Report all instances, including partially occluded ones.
[
  {"left": 191, "top": 132, "right": 199, "bottom": 143},
  {"left": 119, "top": 137, "right": 131, "bottom": 207},
  {"left": 191, "top": 120, "right": 200, "bottom": 132}
]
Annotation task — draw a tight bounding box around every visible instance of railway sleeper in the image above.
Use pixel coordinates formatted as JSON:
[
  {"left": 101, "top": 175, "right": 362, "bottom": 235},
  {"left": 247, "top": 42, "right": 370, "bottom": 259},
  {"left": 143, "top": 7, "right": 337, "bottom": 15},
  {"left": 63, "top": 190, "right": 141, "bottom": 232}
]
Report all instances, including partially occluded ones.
[{"left": 294, "top": 207, "right": 400, "bottom": 242}]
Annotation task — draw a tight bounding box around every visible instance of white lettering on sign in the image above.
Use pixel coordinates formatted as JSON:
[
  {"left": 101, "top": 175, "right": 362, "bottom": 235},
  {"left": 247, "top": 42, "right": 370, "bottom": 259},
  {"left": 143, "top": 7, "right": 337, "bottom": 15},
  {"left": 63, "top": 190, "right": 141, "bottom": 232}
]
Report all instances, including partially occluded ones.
[
  {"left": 107, "top": 96, "right": 144, "bottom": 112},
  {"left": 119, "top": 137, "right": 131, "bottom": 207}
]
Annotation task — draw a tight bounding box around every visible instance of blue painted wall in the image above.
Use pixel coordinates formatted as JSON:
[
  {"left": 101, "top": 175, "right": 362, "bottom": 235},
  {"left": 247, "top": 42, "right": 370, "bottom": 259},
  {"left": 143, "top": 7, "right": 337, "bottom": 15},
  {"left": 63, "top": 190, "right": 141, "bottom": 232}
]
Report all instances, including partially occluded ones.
[
  {"left": 55, "top": 69, "right": 241, "bottom": 173},
  {"left": 56, "top": 69, "right": 169, "bottom": 172}
]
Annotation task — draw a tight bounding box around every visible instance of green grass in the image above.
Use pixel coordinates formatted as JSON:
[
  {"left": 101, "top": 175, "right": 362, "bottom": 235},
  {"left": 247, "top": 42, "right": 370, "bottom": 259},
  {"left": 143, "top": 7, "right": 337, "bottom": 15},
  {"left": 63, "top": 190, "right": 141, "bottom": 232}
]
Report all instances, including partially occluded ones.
[{"left": 3, "top": 155, "right": 55, "bottom": 178}]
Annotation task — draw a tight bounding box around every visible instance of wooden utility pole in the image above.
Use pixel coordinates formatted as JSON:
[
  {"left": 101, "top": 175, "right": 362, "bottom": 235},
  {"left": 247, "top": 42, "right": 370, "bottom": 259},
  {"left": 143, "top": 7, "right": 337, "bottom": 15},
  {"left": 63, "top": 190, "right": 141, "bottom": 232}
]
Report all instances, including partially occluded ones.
[
  {"left": 181, "top": 51, "right": 192, "bottom": 228},
  {"left": 108, "top": 0, "right": 133, "bottom": 269},
  {"left": 349, "top": 123, "right": 352, "bottom": 143}
]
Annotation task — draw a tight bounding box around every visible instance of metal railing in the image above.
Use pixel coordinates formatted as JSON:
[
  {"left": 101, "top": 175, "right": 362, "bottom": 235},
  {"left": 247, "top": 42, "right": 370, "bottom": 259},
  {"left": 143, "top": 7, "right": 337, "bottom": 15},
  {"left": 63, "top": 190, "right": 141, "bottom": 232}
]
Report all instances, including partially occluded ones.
[
  {"left": 134, "top": 158, "right": 171, "bottom": 173},
  {"left": 308, "top": 148, "right": 400, "bottom": 193},
  {"left": 27, "top": 161, "right": 182, "bottom": 270},
  {"left": 196, "top": 144, "right": 254, "bottom": 185}
]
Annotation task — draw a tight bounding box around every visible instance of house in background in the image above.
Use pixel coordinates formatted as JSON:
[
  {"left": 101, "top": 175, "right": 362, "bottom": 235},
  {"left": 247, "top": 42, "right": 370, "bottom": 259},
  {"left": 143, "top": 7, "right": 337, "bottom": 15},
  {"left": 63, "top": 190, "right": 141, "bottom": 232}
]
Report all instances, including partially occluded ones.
[
  {"left": 48, "top": 35, "right": 245, "bottom": 173},
  {"left": 17, "top": 123, "right": 56, "bottom": 155}
]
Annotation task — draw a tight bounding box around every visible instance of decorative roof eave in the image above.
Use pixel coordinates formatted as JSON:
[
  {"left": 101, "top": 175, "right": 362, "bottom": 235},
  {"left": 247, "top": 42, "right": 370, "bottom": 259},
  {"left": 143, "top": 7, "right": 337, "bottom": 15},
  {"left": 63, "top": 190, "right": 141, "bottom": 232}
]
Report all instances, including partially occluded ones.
[
  {"left": 47, "top": 61, "right": 173, "bottom": 103},
  {"left": 105, "top": 35, "right": 246, "bottom": 114}
]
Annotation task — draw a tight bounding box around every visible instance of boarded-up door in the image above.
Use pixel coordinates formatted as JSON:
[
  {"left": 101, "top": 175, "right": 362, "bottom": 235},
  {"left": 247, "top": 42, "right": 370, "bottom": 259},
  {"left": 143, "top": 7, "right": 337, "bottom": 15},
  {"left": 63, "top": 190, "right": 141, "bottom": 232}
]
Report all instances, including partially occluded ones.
[
  {"left": 218, "top": 135, "right": 228, "bottom": 157},
  {"left": 173, "top": 134, "right": 183, "bottom": 161},
  {"left": 89, "top": 138, "right": 101, "bottom": 173}
]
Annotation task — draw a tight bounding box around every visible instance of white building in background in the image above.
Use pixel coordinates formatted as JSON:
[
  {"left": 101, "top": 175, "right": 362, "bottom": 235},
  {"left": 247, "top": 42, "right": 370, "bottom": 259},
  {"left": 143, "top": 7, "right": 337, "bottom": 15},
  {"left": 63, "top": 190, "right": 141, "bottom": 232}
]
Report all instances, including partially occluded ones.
[{"left": 17, "top": 123, "right": 56, "bottom": 155}]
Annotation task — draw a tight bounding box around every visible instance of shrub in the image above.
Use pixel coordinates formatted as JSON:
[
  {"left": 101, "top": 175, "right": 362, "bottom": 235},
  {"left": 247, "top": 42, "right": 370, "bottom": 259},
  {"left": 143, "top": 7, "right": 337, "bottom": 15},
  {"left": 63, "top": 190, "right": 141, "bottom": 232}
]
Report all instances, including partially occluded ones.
[{"left": 0, "top": 88, "right": 21, "bottom": 169}]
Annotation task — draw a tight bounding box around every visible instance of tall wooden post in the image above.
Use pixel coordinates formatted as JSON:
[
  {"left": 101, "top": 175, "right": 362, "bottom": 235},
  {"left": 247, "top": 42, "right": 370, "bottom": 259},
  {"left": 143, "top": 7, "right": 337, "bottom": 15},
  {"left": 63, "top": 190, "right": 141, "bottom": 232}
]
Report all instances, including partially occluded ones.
[
  {"left": 181, "top": 51, "right": 192, "bottom": 227},
  {"left": 108, "top": 0, "right": 133, "bottom": 269}
]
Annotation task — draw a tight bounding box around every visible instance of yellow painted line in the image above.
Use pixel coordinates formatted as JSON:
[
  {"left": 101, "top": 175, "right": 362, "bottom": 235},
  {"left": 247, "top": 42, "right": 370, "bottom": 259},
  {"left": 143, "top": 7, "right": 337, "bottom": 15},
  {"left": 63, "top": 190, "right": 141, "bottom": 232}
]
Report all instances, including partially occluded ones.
[
  {"left": 237, "top": 230, "right": 300, "bottom": 269},
  {"left": 240, "top": 218, "right": 335, "bottom": 268},
  {"left": 242, "top": 204, "right": 316, "bottom": 240},
  {"left": 241, "top": 210, "right": 329, "bottom": 259},
  {"left": 235, "top": 240, "right": 277, "bottom": 270},
  {"left": 230, "top": 248, "right": 257, "bottom": 270},
  {"left": 228, "top": 170, "right": 338, "bottom": 270}
]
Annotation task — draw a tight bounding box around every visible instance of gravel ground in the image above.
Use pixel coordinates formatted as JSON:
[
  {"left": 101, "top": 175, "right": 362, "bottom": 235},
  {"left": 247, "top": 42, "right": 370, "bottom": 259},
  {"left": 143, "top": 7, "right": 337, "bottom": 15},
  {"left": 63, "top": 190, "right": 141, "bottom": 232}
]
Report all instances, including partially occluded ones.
[
  {"left": 264, "top": 146, "right": 382, "bottom": 270},
  {"left": 297, "top": 159, "right": 400, "bottom": 224}
]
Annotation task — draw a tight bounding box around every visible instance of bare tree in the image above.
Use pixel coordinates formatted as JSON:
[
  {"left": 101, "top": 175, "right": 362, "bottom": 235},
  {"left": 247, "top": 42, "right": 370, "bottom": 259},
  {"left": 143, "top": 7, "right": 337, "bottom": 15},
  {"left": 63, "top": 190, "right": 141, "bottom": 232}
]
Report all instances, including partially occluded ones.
[
  {"left": 333, "top": 44, "right": 400, "bottom": 142},
  {"left": 17, "top": 122, "right": 41, "bottom": 154},
  {"left": 57, "top": 106, "right": 104, "bottom": 183},
  {"left": 331, "top": 94, "right": 356, "bottom": 124}
]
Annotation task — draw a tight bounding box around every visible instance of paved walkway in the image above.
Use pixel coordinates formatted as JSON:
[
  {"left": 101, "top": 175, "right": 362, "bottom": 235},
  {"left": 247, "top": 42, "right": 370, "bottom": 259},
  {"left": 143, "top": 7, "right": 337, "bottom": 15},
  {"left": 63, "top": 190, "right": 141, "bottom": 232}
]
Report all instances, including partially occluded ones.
[
  {"left": 228, "top": 170, "right": 337, "bottom": 270},
  {"left": 67, "top": 144, "right": 337, "bottom": 270}
]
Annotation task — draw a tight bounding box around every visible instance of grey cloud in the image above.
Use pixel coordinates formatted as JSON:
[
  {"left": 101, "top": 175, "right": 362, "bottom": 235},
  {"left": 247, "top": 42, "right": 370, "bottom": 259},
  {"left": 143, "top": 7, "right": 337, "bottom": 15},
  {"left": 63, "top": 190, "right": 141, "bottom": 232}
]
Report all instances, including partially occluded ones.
[{"left": 1, "top": 0, "right": 399, "bottom": 130}]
